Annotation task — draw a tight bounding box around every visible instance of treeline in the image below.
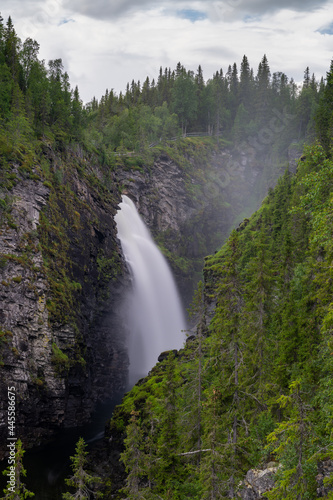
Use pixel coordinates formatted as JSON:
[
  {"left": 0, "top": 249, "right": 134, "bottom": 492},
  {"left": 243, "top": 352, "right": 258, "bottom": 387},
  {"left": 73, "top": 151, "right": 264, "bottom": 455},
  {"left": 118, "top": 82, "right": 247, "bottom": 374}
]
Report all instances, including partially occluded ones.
[
  {"left": 1, "top": 14, "right": 330, "bottom": 160},
  {"left": 87, "top": 55, "right": 323, "bottom": 154}
]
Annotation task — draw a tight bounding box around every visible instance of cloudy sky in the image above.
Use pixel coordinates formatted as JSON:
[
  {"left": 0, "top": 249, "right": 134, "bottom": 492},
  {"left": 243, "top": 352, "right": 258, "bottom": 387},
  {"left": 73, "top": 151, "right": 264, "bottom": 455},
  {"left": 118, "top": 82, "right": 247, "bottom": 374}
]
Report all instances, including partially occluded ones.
[{"left": 1, "top": 0, "right": 333, "bottom": 103}]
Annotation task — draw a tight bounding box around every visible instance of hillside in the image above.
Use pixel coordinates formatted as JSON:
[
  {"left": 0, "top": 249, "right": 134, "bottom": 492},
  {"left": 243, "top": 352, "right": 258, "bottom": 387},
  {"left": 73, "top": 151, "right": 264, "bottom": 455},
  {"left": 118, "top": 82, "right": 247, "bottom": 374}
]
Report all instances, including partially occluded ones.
[
  {"left": 104, "top": 142, "right": 333, "bottom": 500},
  {"left": 102, "top": 64, "right": 333, "bottom": 499}
]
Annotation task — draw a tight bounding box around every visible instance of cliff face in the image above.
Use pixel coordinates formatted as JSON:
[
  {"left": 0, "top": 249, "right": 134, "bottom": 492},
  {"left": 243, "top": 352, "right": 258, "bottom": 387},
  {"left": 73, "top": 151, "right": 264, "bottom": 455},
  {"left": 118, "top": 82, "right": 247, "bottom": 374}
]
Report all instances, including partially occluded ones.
[{"left": 0, "top": 146, "right": 128, "bottom": 456}]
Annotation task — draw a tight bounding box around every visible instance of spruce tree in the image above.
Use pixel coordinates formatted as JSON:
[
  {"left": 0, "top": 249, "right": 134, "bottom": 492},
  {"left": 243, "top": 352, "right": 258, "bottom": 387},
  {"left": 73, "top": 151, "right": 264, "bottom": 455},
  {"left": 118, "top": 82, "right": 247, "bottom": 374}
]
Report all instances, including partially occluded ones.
[
  {"left": 255, "top": 54, "right": 271, "bottom": 126},
  {"left": 266, "top": 380, "right": 317, "bottom": 500},
  {"left": 4, "top": 16, "right": 21, "bottom": 82},
  {"left": 209, "top": 231, "right": 246, "bottom": 497},
  {"left": 1, "top": 439, "right": 34, "bottom": 500},
  {"left": 120, "top": 411, "right": 145, "bottom": 499},
  {"left": 316, "top": 59, "right": 333, "bottom": 152},
  {"left": 62, "top": 438, "right": 101, "bottom": 500},
  {"left": 239, "top": 55, "right": 252, "bottom": 105},
  {"left": 156, "top": 353, "right": 182, "bottom": 495}
]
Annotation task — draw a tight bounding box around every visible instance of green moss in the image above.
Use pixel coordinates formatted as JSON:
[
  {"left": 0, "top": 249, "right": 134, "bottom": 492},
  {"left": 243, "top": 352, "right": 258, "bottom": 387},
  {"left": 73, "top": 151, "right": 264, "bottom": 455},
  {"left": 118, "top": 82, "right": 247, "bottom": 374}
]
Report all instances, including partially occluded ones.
[
  {"left": 97, "top": 252, "right": 121, "bottom": 283},
  {"left": 157, "top": 241, "right": 192, "bottom": 274},
  {"left": 0, "top": 329, "right": 12, "bottom": 343},
  {"left": 0, "top": 329, "right": 13, "bottom": 365},
  {"left": 51, "top": 342, "right": 71, "bottom": 374}
]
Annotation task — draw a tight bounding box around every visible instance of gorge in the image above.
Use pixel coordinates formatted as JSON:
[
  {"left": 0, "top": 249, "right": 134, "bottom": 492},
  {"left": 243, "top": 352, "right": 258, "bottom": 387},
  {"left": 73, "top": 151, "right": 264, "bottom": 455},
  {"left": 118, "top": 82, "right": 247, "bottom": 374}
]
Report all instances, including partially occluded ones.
[
  {"left": 0, "top": 135, "right": 285, "bottom": 459},
  {"left": 1, "top": 14, "right": 333, "bottom": 497},
  {"left": 0, "top": 133, "right": 304, "bottom": 498}
]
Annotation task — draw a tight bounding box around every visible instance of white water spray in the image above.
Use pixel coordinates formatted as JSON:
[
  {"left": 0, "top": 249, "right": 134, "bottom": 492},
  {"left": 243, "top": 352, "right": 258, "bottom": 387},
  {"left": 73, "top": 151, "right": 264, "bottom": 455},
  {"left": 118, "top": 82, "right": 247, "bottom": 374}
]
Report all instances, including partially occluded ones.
[{"left": 115, "top": 195, "right": 186, "bottom": 382}]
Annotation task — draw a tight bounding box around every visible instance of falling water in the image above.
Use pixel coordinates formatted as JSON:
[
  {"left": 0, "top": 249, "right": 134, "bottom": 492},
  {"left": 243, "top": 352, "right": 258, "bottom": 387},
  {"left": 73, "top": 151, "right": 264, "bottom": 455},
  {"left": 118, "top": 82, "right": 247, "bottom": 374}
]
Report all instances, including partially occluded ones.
[{"left": 115, "top": 195, "right": 186, "bottom": 383}]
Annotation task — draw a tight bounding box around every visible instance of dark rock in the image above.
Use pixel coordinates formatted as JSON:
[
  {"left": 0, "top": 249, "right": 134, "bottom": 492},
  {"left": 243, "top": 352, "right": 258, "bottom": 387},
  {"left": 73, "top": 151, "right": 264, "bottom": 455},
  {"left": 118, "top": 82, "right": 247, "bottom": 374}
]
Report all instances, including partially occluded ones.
[
  {"left": 238, "top": 466, "right": 279, "bottom": 499},
  {"left": 288, "top": 142, "right": 303, "bottom": 174},
  {"left": 0, "top": 154, "right": 129, "bottom": 457},
  {"left": 158, "top": 349, "right": 178, "bottom": 362},
  {"left": 317, "top": 459, "right": 333, "bottom": 497}
]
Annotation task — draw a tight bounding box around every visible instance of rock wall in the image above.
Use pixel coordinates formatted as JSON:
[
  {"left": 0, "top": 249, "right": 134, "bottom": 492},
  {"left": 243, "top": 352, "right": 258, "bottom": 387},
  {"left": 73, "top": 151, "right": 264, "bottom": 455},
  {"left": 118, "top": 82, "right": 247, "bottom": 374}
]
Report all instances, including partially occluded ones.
[
  {"left": 238, "top": 466, "right": 279, "bottom": 499},
  {"left": 0, "top": 149, "right": 128, "bottom": 456}
]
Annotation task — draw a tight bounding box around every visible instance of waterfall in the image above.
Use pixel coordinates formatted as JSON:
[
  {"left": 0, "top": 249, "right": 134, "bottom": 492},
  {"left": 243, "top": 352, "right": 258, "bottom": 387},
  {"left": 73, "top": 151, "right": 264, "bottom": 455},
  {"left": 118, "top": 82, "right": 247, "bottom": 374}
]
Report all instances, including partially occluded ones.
[{"left": 115, "top": 195, "right": 186, "bottom": 383}]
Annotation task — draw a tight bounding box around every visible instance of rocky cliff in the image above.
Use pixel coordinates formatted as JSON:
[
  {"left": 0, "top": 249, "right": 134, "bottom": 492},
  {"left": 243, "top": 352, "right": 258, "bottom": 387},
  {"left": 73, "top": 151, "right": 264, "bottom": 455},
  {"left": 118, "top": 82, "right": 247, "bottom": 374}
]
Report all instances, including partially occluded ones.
[{"left": 0, "top": 144, "right": 128, "bottom": 456}]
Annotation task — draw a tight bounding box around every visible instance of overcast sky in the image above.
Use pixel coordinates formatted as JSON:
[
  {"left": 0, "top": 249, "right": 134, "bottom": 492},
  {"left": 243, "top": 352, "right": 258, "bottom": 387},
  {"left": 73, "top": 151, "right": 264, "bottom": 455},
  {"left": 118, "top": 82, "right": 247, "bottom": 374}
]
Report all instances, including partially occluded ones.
[{"left": 1, "top": 0, "right": 333, "bottom": 103}]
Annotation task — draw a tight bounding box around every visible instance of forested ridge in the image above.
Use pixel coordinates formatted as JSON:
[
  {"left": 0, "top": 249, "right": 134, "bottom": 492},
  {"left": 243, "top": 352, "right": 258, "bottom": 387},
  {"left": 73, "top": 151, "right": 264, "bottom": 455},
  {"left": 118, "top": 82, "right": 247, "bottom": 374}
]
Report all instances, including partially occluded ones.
[
  {"left": 0, "top": 13, "right": 327, "bottom": 160},
  {"left": 2, "top": 11, "right": 333, "bottom": 500}
]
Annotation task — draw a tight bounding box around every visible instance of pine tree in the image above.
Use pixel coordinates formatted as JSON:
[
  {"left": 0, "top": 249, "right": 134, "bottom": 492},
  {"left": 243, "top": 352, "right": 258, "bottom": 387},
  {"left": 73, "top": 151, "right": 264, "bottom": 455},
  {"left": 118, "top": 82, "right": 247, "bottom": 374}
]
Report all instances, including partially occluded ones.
[
  {"left": 171, "top": 69, "right": 197, "bottom": 134},
  {"left": 206, "top": 69, "right": 229, "bottom": 135},
  {"left": 255, "top": 54, "right": 271, "bottom": 126},
  {"left": 156, "top": 353, "right": 182, "bottom": 495},
  {"left": 303, "top": 66, "right": 310, "bottom": 88},
  {"left": 241, "top": 219, "right": 273, "bottom": 411},
  {"left": 265, "top": 380, "right": 317, "bottom": 500},
  {"left": 200, "top": 386, "right": 227, "bottom": 499},
  {"left": 195, "top": 65, "right": 207, "bottom": 130},
  {"left": 229, "top": 62, "right": 239, "bottom": 121},
  {"left": 209, "top": 231, "right": 245, "bottom": 497},
  {"left": 27, "top": 59, "right": 51, "bottom": 133},
  {"left": 4, "top": 16, "right": 22, "bottom": 82},
  {"left": 0, "top": 14, "right": 5, "bottom": 63},
  {"left": 316, "top": 58, "right": 333, "bottom": 152},
  {"left": 71, "top": 85, "right": 83, "bottom": 137},
  {"left": 141, "top": 76, "right": 151, "bottom": 105},
  {"left": 0, "top": 61, "right": 13, "bottom": 120}
]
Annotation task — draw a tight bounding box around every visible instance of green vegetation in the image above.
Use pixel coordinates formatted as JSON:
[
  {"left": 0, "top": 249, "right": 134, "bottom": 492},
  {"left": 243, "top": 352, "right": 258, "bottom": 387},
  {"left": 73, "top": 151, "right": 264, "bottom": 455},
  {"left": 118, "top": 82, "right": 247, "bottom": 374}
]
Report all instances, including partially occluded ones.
[
  {"left": 62, "top": 438, "right": 102, "bottom": 499},
  {"left": 51, "top": 342, "right": 71, "bottom": 374},
  {"left": 107, "top": 61, "right": 333, "bottom": 498},
  {"left": 2, "top": 11, "right": 333, "bottom": 498},
  {"left": 0, "top": 13, "right": 321, "bottom": 162},
  {"left": 0, "top": 329, "right": 12, "bottom": 366},
  {"left": 1, "top": 440, "right": 34, "bottom": 499}
]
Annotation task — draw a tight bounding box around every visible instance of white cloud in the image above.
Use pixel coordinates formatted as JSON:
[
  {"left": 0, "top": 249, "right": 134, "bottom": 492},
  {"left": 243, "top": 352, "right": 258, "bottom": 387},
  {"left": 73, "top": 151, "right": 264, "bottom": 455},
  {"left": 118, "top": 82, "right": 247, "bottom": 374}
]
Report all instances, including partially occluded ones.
[{"left": 0, "top": 1, "right": 332, "bottom": 102}]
